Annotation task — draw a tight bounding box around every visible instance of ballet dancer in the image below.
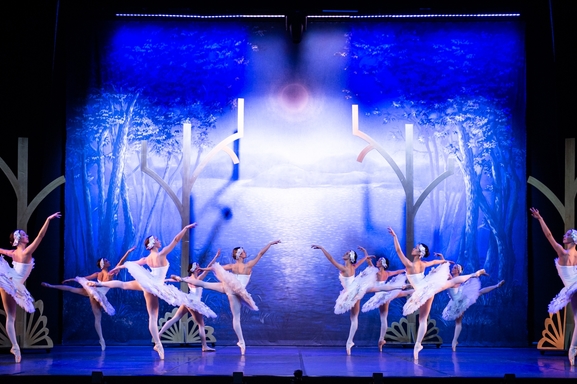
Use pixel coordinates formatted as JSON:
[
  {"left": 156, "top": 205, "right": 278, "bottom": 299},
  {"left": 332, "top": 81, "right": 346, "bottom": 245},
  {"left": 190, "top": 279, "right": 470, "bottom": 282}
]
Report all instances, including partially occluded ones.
[
  {"left": 160, "top": 249, "right": 221, "bottom": 352},
  {"left": 41, "top": 246, "right": 136, "bottom": 350},
  {"left": 387, "top": 227, "right": 487, "bottom": 360},
  {"left": 530, "top": 207, "right": 577, "bottom": 365},
  {"left": 361, "top": 254, "right": 412, "bottom": 351},
  {"left": 311, "top": 244, "right": 377, "bottom": 355},
  {"left": 172, "top": 240, "right": 281, "bottom": 355},
  {"left": 441, "top": 263, "right": 505, "bottom": 351},
  {"left": 88, "top": 223, "right": 213, "bottom": 360},
  {"left": 0, "top": 212, "right": 61, "bottom": 363}
]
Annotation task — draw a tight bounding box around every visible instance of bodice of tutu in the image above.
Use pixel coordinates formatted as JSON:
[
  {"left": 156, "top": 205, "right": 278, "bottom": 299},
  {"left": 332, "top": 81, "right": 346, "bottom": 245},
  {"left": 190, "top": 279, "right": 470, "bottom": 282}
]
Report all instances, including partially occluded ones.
[
  {"left": 406, "top": 271, "right": 425, "bottom": 289},
  {"left": 555, "top": 259, "right": 577, "bottom": 287},
  {"left": 11, "top": 260, "right": 34, "bottom": 283},
  {"left": 338, "top": 274, "right": 355, "bottom": 289},
  {"left": 233, "top": 273, "right": 251, "bottom": 289},
  {"left": 187, "top": 283, "right": 203, "bottom": 300},
  {"left": 447, "top": 286, "right": 460, "bottom": 300},
  {"left": 149, "top": 264, "right": 170, "bottom": 282}
]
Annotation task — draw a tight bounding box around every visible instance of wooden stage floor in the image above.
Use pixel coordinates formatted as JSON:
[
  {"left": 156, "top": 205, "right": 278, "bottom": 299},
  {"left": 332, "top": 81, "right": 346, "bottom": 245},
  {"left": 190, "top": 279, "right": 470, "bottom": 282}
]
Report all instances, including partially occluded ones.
[{"left": 1, "top": 344, "right": 576, "bottom": 383}]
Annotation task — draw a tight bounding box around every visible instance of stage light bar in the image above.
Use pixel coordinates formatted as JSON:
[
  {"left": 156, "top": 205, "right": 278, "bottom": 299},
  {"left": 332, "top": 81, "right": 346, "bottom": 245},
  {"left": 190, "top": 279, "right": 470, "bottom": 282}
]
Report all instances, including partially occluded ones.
[
  {"left": 115, "top": 14, "right": 285, "bottom": 19},
  {"left": 309, "top": 13, "right": 520, "bottom": 19}
]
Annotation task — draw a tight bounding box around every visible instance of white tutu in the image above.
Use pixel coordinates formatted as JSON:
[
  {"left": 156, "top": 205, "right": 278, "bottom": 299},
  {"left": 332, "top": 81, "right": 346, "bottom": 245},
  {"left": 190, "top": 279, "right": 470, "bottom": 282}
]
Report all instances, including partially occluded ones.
[
  {"left": 441, "top": 278, "right": 481, "bottom": 321},
  {"left": 212, "top": 263, "right": 258, "bottom": 311},
  {"left": 549, "top": 260, "right": 577, "bottom": 314},
  {"left": 74, "top": 276, "right": 116, "bottom": 316},
  {"left": 0, "top": 257, "right": 35, "bottom": 313},
  {"left": 334, "top": 266, "right": 378, "bottom": 314},
  {"left": 124, "top": 262, "right": 216, "bottom": 318},
  {"left": 362, "top": 273, "right": 407, "bottom": 312},
  {"left": 403, "top": 262, "right": 451, "bottom": 316}
]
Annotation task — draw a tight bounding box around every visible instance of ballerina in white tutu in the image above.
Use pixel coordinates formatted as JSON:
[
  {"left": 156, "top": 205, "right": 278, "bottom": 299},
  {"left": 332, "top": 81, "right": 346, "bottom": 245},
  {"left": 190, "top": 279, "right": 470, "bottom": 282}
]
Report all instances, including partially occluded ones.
[
  {"left": 530, "top": 207, "right": 577, "bottom": 365},
  {"left": 88, "top": 223, "right": 199, "bottom": 359},
  {"left": 387, "top": 227, "right": 487, "bottom": 360},
  {"left": 160, "top": 249, "right": 220, "bottom": 352},
  {"left": 41, "top": 246, "right": 136, "bottom": 350},
  {"left": 442, "top": 263, "right": 505, "bottom": 351},
  {"left": 0, "top": 212, "right": 61, "bottom": 363},
  {"left": 311, "top": 244, "right": 378, "bottom": 355},
  {"left": 362, "top": 255, "right": 412, "bottom": 351},
  {"left": 173, "top": 240, "right": 281, "bottom": 355}
]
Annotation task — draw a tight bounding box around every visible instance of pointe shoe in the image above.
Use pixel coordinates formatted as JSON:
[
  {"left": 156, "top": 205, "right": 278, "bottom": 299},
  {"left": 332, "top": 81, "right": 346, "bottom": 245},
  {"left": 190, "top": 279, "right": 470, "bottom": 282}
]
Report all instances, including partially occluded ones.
[
  {"left": 378, "top": 340, "right": 386, "bottom": 352},
  {"left": 154, "top": 344, "right": 165, "bottom": 360},
  {"left": 237, "top": 341, "right": 246, "bottom": 355},
  {"left": 413, "top": 343, "right": 423, "bottom": 360},
  {"left": 10, "top": 347, "right": 21, "bottom": 363},
  {"left": 497, "top": 280, "right": 505, "bottom": 288},
  {"left": 569, "top": 346, "right": 577, "bottom": 366},
  {"left": 452, "top": 341, "right": 458, "bottom": 352},
  {"left": 346, "top": 341, "right": 354, "bottom": 355},
  {"left": 41, "top": 282, "right": 51, "bottom": 288},
  {"left": 202, "top": 345, "right": 215, "bottom": 352},
  {"left": 99, "top": 339, "right": 106, "bottom": 351}
]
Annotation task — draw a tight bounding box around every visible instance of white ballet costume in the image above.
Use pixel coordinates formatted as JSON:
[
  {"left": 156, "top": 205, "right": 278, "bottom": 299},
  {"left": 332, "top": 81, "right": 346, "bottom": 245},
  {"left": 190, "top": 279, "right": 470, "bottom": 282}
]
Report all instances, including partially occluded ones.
[
  {"left": 75, "top": 276, "right": 116, "bottom": 315},
  {"left": 403, "top": 262, "right": 451, "bottom": 316},
  {"left": 212, "top": 263, "right": 258, "bottom": 310},
  {"left": 441, "top": 278, "right": 481, "bottom": 321},
  {"left": 0, "top": 257, "right": 35, "bottom": 313},
  {"left": 334, "top": 266, "right": 378, "bottom": 314},
  {"left": 548, "top": 259, "right": 577, "bottom": 314},
  {"left": 362, "top": 273, "right": 407, "bottom": 313},
  {"left": 125, "top": 261, "right": 216, "bottom": 318}
]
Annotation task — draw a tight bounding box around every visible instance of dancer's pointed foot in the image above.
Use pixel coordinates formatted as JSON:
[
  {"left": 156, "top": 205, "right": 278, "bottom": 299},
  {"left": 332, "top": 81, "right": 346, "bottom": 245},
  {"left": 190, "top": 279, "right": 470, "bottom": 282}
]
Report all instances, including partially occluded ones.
[
  {"left": 569, "top": 346, "right": 577, "bottom": 366},
  {"left": 451, "top": 341, "right": 458, "bottom": 352},
  {"left": 237, "top": 341, "right": 246, "bottom": 355},
  {"left": 202, "top": 345, "right": 215, "bottom": 352},
  {"left": 378, "top": 340, "right": 386, "bottom": 352},
  {"left": 41, "top": 282, "right": 51, "bottom": 288},
  {"left": 99, "top": 339, "right": 106, "bottom": 351},
  {"left": 497, "top": 280, "right": 505, "bottom": 288},
  {"left": 413, "top": 343, "right": 423, "bottom": 360},
  {"left": 10, "top": 347, "right": 21, "bottom": 363},
  {"left": 346, "top": 341, "right": 355, "bottom": 355},
  {"left": 154, "top": 343, "right": 165, "bottom": 360},
  {"left": 475, "top": 269, "right": 488, "bottom": 277}
]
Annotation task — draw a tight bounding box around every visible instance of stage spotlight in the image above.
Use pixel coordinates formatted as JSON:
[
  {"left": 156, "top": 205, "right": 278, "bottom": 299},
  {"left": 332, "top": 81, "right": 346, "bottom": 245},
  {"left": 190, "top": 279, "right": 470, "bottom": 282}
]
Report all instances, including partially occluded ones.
[
  {"left": 286, "top": 12, "right": 307, "bottom": 43},
  {"left": 372, "top": 372, "right": 383, "bottom": 384},
  {"left": 91, "top": 371, "right": 104, "bottom": 384},
  {"left": 504, "top": 373, "right": 516, "bottom": 383},
  {"left": 232, "top": 371, "right": 244, "bottom": 384}
]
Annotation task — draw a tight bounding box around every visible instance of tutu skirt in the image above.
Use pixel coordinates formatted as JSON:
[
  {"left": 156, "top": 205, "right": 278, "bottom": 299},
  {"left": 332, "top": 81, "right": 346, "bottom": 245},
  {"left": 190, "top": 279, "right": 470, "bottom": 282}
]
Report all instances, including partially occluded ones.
[
  {"left": 212, "top": 263, "right": 258, "bottom": 311},
  {"left": 362, "top": 273, "right": 407, "bottom": 312},
  {"left": 75, "top": 276, "right": 116, "bottom": 316},
  {"left": 548, "top": 282, "right": 577, "bottom": 314},
  {"left": 0, "top": 257, "right": 35, "bottom": 313},
  {"left": 403, "top": 263, "right": 451, "bottom": 316},
  {"left": 441, "top": 278, "right": 481, "bottom": 321},
  {"left": 334, "top": 266, "right": 378, "bottom": 314}
]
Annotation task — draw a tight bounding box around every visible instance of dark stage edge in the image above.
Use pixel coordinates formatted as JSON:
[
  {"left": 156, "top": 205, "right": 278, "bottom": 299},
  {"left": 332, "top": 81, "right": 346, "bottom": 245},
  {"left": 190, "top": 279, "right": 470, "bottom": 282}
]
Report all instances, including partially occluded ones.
[{"left": 1, "top": 345, "right": 576, "bottom": 383}]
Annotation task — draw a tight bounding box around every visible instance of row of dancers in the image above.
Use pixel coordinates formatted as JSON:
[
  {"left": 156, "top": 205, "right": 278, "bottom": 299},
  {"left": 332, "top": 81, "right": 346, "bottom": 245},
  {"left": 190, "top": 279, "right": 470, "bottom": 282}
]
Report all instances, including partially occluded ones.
[{"left": 1, "top": 208, "right": 576, "bottom": 365}]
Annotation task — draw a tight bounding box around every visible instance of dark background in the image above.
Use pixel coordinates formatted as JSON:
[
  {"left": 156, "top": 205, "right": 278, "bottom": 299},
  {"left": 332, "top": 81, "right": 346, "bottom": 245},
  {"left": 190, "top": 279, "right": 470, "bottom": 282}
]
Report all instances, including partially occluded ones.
[{"left": 1, "top": 0, "right": 575, "bottom": 345}]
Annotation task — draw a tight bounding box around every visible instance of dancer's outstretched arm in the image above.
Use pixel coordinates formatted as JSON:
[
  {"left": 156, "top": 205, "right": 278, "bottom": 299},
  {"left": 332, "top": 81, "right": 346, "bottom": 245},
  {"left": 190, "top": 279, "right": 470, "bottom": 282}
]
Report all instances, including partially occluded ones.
[
  {"left": 160, "top": 223, "right": 197, "bottom": 257},
  {"left": 387, "top": 227, "right": 412, "bottom": 269},
  {"left": 355, "top": 246, "right": 374, "bottom": 269},
  {"left": 422, "top": 252, "right": 449, "bottom": 269},
  {"left": 530, "top": 207, "right": 566, "bottom": 257},
  {"left": 197, "top": 249, "right": 221, "bottom": 280},
  {"left": 246, "top": 240, "right": 281, "bottom": 269},
  {"left": 114, "top": 246, "right": 136, "bottom": 269},
  {"left": 25, "top": 212, "right": 62, "bottom": 255},
  {"left": 312, "top": 245, "right": 346, "bottom": 273}
]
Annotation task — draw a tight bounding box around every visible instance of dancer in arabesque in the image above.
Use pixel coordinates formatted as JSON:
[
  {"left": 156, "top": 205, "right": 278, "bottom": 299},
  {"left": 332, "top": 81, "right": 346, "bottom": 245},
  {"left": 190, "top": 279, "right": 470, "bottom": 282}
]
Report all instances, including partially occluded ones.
[
  {"left": 441, "top": 263, "right": 505, "bottom": 351},
  {"left": 530, "top": 207, "right": 577, "bottom": 365},
  {"left": 173, "top": 240, "right": 281, "bottom": 355},
  {"left": 41, "top": 246, "right": 136, "bottom": 350},
  {"left": 387, "top": 227, "right": 487, "bottom": 360},
  {"left": 160, "top": 249, "right": 220, "bottom": 352},
  {"left": 0, "top": 212, "right": 61, "bottom": 363}
]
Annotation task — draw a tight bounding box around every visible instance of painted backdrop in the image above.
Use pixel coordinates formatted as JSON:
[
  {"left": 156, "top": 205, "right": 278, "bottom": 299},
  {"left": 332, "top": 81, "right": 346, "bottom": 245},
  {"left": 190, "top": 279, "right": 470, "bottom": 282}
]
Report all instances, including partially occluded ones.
[{"left": 64, "top": 17, "right": 526, "bottom": 346}]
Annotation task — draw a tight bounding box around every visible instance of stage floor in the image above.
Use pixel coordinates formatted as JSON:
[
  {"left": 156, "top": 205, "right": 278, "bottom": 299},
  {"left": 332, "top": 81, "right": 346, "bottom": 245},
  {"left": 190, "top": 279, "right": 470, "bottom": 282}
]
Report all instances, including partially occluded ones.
[{"left": 1, "top": 344, "right": 576, "bottom": 383}]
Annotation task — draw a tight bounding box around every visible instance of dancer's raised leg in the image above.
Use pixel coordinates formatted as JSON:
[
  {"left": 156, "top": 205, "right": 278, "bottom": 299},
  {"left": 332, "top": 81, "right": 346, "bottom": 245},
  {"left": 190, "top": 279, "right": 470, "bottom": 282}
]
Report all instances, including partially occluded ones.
[
  {"left": 41, "top": 282, "right": 88, "bottom": 296},
  {"left": 346, "top": 301, "right": 360, "bottom": 355},
  {"left": 1, "top": 291, "right": 20, "bottom": 363}
]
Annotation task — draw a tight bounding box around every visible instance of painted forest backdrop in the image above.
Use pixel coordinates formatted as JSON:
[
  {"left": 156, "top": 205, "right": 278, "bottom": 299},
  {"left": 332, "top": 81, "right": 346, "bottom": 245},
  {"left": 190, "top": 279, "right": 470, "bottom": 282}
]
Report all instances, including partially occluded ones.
[{"left": 64, "top": 17, "right": 526, "bottom": 346}]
